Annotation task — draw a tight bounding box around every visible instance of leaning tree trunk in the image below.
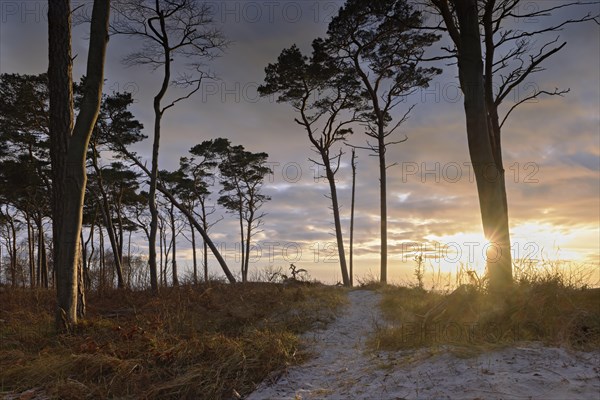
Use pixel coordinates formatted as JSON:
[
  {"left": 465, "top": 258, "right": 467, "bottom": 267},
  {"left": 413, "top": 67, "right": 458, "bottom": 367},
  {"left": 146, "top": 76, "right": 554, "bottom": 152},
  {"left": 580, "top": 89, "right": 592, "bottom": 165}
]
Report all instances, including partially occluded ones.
[
  {"left": 349, "top": 149, "right": 357, "bottom": 287},
  {"left": 48, "top": 0, "right": 110, "bottom": 331},
  {"left": 169, "top": 203, "right": 179, "bottom": 286},
  {"left": 189, "top": 216, "right": 198, "bottom": 284},
  {"left": 201, "top": 201, "right": 210, "bottom": 282},
  {"left": 110, "top": 139, "right": 235, "bottom": 283},
  {"left": 91, "top": 151, "right": 125, "bottom": 288},
  {"left": 323, "top": 158, "right": 350, "bottom": 286},
  {"left": 454, "top": 0, "right": 512, "bottom": 293}
]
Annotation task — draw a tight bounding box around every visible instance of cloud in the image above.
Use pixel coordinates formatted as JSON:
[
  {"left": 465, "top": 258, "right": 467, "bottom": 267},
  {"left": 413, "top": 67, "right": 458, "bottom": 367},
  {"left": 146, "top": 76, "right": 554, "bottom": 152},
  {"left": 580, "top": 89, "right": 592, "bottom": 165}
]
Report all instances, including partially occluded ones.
[{"left": 1, "top": 0, "right": 598, "bottom": 283}]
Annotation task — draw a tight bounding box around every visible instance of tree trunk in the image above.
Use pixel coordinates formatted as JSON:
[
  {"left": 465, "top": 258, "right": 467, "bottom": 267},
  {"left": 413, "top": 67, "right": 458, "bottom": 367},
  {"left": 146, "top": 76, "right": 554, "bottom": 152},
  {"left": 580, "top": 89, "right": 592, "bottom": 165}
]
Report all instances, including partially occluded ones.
[
  {"left": 349, "top": 149, "right": 357, "bottom": 287},
  {"left": 113, "top": 144, "right": 236, "bottom": 283},
  {"left": 323, "top": 157, "right": 350, "bottom": 286},
  {"left": 99, "top": 224, "right": 105, "bottom": 291},
  {"left": 169, "top": 203, "right": 179, "bottom": 286},
  {"left": 116, "top": 192, "right": 124, "bottom": 262},
  {"left": 203, "top": 240, "right": 209, "bottom": 282},
  {"left": 27, "top": 214, "right": 35, "bottom": 288},
  {"left": 190, "top": 216, "right": 198, "bottom": 284},
  {"left": 8, "top": 215, "right": 17, "bottom": 287},
  {"left": 48, "top": 0, "right": 109, "bottom": 331},
  {"left": 378, "top": 136, "right": 388, "bottom": 283},
  {"left": 91, "top": 151, "right": 125, "bottom": 288},
  {"left": 453, "top": 0, "right": 512, "bottom": 293},
  {"left": 36, "top": 214, "right": 49, "bottom": 288},
  {"left": 237, "top": 201, "right": 246, "bottom": 281},
  {"left": 243, "top": 210, "right": 253, "bottom": 282},
  {"left": 84, "top": 217, "right": 95, "bottom": 290},
  {"left": 127, "top": 229, "right": 132, "bottom": 287},
  {"left": 77, "top": 255, "right": 85, "bottom": 318},
  {"left": 48, "top": 0, "right": 74, "bottom": 313},
  {"left": 158, "top": 218, "right": 164, "bottom": 286},
  {"left": 158, "top": 188, "right": 235, "bottom": 283},
  {"left": 148, "top": 34, "right": 172, "bottom": 292},
  {"left": 80, "top": 230, "right": 87, "bottom": 290},
  {"left": 200, "top": 199, "right": 209, "bottom": 282}
]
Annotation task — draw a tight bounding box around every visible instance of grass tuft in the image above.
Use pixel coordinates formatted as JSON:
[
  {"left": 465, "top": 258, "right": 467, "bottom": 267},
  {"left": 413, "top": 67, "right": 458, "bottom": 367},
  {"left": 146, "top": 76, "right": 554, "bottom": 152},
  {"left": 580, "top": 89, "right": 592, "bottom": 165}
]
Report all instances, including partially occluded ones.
[{"left": 372, "top": 263, "right": 600, "bottom": 354}]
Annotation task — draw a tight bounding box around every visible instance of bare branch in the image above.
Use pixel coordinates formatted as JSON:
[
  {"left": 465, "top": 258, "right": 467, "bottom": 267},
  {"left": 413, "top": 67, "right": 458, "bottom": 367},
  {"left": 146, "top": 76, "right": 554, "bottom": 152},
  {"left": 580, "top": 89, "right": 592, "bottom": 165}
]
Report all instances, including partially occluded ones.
[{"left": 500, "top": 88, "right": 570, "bottom": 129}]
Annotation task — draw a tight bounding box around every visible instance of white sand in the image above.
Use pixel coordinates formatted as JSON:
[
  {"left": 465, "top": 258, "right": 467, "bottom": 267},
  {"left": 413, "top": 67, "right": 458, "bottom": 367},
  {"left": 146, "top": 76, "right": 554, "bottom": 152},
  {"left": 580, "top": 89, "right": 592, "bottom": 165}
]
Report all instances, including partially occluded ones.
[{"left": 248, "top": 290, "right": 600, "bottom": 400}]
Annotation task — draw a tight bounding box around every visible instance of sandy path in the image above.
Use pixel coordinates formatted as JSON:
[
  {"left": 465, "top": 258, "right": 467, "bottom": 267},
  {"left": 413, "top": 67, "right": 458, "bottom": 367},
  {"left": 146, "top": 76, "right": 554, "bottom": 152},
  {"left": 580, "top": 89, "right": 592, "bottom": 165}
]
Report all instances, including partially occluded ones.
[{"left": 248, "top": 289, "right": 600, "bottom": 400}]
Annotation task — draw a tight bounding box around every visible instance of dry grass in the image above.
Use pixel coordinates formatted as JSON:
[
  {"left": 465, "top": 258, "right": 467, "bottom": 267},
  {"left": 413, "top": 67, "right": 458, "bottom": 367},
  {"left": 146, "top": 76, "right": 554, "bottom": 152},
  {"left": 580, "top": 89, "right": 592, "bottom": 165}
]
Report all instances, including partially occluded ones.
[
  {"left": 371, "top": 263, "right": 600, "bottom": 354},
  {"left": 0, "top": 282, "right": 346, "bottom": 399}
]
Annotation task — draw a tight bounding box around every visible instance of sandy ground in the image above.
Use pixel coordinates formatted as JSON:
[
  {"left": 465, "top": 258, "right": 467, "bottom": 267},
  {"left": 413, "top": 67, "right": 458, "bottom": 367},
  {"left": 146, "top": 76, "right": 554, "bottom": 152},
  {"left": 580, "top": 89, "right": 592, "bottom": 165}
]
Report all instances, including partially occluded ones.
[{"left": 248, "top": 290, "right": 600, "bottom": 400}]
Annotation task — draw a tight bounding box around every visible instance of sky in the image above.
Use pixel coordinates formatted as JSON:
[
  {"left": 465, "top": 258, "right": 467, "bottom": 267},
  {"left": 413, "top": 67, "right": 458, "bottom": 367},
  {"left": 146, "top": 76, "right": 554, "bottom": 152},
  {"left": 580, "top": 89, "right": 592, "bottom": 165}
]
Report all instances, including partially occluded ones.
[{"left": 1, "top": 1, "right": 599, "bottom": 286}]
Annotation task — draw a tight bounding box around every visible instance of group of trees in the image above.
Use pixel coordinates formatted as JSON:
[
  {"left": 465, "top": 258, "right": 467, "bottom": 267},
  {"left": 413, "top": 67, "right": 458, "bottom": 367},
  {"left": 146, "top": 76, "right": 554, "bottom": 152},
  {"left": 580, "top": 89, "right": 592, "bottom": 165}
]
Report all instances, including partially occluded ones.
[
  {"left": 0, "top": 73, "right": 273, "bottom": 288},
  {"left": 259, "top": 1, "right": 441, "bottom": 284},
  {"left": 262, "top": 0, "right": 596, "bottom": 290},
  {"left": 0, "top": 72, "right": 272, "bottom": 288},
  {"left": 0, "top": 0, "right": 594, "bottom": 329}
]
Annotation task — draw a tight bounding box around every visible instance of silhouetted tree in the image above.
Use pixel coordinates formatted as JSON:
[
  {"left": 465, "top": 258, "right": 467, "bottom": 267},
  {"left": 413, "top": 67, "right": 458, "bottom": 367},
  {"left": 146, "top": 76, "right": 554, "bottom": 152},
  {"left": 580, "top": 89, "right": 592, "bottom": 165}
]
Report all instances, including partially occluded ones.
[
  {"left": 216, "top": 141, "right": 272, "bottom": 282},
  {"left": 179, "top": 151, "right": 222, "bottom": 283},
  {"left": 0, "top": 73, "right": 52, "bottom": 288},
  {"left": 326, "top": 0, "right": 440, "bottom": 282},
  {"left": 159, "top": 169, "right": 189, "bottom": 286},
  {"left": 86, "top": 90, "right": 145, "bottom": 288},
  {"left": 259, "top": 41, "right": 365, "bottom": 287},
  {"left": 428, "top": 0, "right": 598, "bottom": 292},
  {"left": 110, "top": 139, "right": 236, "bottom": 283}
]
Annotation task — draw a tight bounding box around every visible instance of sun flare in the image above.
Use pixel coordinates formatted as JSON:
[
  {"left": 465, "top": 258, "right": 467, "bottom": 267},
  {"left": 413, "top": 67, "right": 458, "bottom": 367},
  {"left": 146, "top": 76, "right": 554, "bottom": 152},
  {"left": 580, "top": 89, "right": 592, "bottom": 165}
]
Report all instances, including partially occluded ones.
[
  {"left": 423, "top": 231, "right": 490, "bottom": 274},
  {"left": 422, "top": 222, "right": 599, "bottom": 279}
]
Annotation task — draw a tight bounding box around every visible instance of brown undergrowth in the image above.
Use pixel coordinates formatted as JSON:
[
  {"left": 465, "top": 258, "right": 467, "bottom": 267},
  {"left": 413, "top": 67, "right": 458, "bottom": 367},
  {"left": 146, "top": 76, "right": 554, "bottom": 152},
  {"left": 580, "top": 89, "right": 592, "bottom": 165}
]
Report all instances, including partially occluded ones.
[{"left": 0, "top": 282, "right": 346, "bottom": 399}]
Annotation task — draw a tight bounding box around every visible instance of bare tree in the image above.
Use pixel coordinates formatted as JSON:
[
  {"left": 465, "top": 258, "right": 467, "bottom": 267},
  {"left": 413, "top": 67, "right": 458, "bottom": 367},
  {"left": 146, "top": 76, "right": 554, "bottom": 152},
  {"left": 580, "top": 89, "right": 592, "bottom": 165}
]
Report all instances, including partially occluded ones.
[
  {"left": 111, "top": 0, "right": 228, "bottom": 291},
  {"left": 428, "top": 0, "right": 598, "bottom": 292}
]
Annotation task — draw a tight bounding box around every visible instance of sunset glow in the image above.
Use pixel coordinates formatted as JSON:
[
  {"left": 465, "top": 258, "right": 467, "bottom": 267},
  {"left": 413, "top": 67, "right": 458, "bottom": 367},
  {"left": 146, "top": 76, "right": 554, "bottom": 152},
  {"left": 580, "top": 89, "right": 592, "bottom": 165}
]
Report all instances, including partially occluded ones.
[{"left": 0, "top": 0, "right": 598, "bottom": 286}]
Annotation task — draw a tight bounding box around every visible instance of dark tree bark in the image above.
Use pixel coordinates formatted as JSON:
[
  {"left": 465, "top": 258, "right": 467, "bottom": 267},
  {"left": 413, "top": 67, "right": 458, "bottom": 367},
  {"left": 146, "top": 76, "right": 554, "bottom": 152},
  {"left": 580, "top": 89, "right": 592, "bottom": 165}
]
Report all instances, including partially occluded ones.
[
  {"left": 349, "top": 148, "right": 357, "bottom": 287},
  {"left": 35, "top": 214, "right": 48, "bottom": 288},
  {"left": 430, "top": 0, "right": 597, "bottom": 292},
  {"left": 48, "top": 0, "right": 110, "bottom": 330},
  {"left": 90, "top": 149, "right": 125, "bottom": 288},
  {"left": 189, "top": 216, "right": 198, "bottom": 284},
  {"left": 169, "top": 202, "right": 179, "bottom": 286},
  {"left": 453, "top": 0, "right": 512, "bottom": 292},
  {"left": 27, "top": 214, "right": 35, "bottom": 288}
]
